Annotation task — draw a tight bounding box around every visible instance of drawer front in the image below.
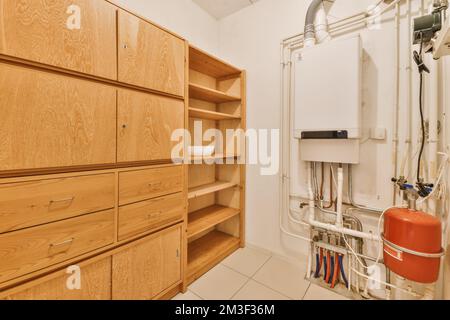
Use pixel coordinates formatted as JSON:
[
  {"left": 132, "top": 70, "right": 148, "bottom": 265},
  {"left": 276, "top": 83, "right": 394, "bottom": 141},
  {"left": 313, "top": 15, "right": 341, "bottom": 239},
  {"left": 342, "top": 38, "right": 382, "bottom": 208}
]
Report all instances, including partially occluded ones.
[
  {"left": 118, "top": 10, "right": 185, "bottom": 96},
  {"left": 0, "top": 0, "right": 117, "bottom": 79},
  {"left": 117, "top": 89, "right": 185, "bottom": 163},
  {"left": 4, "top": 257, "right": 112, "bottom": 300},
  {"left": 0, "top": 63, "right": 116, "bottom": 171},
  {"left": 0, "top": 173, "right": 115, "bottom": 233},
  {"left": 119, "top": 166, "right": 183, "bottom": 206},
  {"left": 0, "top": 210, "right": 114, "bottom": 284},
  {"left": 118, "top": 193, "right": 185, "bottom": 241}
]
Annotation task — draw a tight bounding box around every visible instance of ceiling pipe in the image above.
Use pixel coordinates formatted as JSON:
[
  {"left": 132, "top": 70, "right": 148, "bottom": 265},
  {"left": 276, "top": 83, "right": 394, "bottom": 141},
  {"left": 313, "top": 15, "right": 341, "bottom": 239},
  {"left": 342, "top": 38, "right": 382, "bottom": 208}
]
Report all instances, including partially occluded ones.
[{"left": 304, "top": 0, "right": 330, "bottom": 47}]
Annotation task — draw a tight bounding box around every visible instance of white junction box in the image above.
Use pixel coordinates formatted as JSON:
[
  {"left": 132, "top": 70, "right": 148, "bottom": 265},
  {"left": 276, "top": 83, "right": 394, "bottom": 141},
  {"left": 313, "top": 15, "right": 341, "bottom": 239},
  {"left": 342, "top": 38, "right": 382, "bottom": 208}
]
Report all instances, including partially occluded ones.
[{"left": 294, "top": 34, "right": 362, "bottom": 164}]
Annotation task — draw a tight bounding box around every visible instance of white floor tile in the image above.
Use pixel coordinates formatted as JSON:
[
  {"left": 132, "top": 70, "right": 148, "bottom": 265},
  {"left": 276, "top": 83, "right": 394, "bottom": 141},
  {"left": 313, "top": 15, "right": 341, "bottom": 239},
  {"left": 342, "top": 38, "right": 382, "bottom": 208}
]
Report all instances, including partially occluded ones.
[
  {"left": 221, "top": 247, "right": 271, "bottom": 277},
  {"left": 303, "top": 284, "right": 350, "bottom": 300},
  {"left": 189, "top": 264, "right": 249, "bottom": 300},
  {"left": 232, "top": 280, "right": 291, "bottom": 300},
  {"left": 253, "top": 256, "right": 310, "bottom": 300},
  {"left": 172, "top": 290, "right": 203, "bottom": 300}
]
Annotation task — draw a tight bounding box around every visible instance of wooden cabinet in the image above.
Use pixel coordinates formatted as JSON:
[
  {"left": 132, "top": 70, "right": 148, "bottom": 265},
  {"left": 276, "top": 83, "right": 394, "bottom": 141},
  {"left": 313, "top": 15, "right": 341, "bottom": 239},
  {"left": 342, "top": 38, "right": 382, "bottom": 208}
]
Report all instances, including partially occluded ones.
[
  {"left": 5, "top": 258, "right": 112, "bottom": 300},
  {"left": 112, "top": 226, "right": 181, "bottom": 300},
  {"left": 118, "top": 193, "right": 185, "bottom": 241},
  {"left": 117, "top": 89, "right": 184, "bottom": 163},
  {"left": 0, "top": 173, "right": 115, "bottom": 233},
  {"left": 118, "top": 10, "right": 185, "bottom": 96},
  {"left": 0, "top": 63, "right": 116, "bottom": 171},
  {"left": 0, "top": 0, "right": 117, "bottom": 79},
  {"left": 0, "top": 210, "right": 114, "bottom": 283},
  {"left": 119, "top": 165, "right": 183, "bottom": 205}
]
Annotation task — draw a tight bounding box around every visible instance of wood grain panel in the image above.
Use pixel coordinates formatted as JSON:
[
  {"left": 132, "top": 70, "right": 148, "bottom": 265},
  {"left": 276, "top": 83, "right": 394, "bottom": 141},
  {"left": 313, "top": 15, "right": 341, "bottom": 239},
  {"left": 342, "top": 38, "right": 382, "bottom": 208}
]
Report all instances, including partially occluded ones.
[
  {"left": 0, "top": 0, "right": 117, "bottom": 79},
  {"left": 118, "top": 10, "right": 185, "bottom": 96},
  {"left": 118, "top": 193, "right": 185, "bottom": 241},
  {"left": 0, "top": 63, "right": 116, "bottom": 171},
  {"left": 117, "top": 89, "right": 184, "bottom": 163},
  {"left": 0, "top": 173, "right": 115, "bottom": 233},
  {"left": 119, "top": 166, "right": 183, "bottom": 206},
  {"left": 0, "top": 210, "right": 114, "bottom": 283},
  {"left": 112, "top": 226, "right": 181, "bottom": 300},
  {"left": 5, "top": 258, "right": 112, "bottom": 300}
]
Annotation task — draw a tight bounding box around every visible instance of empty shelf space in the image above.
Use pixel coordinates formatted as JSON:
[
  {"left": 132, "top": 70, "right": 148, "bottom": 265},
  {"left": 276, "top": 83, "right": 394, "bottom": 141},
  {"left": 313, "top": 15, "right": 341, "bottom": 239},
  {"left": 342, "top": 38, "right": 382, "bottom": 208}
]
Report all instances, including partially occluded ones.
[
  {"left": 189, "top": 108, "right": 241, "bottom": 121},
  {"left": 188, "top": 205, "right": 240, "bottom": 239},
  {"left": 190, "top": 46, "right": 241, "bottom": 78},
  {"left": 189, "top": 83, "right": 241, "bottom": 104},
  {"left": 187, "top": 230, "right": 240, "bottom": 284},
  {"left": 188, "top": 181, "right": 238, "bottom": 199}
]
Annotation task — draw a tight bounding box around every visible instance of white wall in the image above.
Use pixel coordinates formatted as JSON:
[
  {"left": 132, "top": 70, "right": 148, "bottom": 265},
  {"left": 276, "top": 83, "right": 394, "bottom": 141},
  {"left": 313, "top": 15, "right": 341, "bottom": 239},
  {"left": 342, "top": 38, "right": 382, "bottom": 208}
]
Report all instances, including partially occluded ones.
[
  {"left": 113, "top": 0, "right": 220, "bottom": 54},
  {"left": 218, "top": 0, "right": 450, "bottom": 264}
]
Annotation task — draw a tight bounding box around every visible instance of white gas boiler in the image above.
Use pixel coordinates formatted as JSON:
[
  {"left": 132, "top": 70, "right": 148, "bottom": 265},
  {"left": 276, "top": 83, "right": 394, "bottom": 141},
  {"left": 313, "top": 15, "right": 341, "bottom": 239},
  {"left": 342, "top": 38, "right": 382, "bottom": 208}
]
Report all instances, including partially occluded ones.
[{"left": 294, "top": 35, "right": 362, "bottom": 164}]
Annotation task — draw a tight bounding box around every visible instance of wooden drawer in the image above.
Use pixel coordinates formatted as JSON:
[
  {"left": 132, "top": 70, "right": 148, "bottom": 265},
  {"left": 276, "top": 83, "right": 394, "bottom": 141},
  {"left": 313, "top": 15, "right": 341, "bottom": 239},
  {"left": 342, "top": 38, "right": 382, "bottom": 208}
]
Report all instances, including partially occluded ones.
[
  {"left": 117, "top": 89, "right": 185, "bottom": 163},
  {"left": 4, "top": 257, "right": 112, "bottom": 300},
  {"left": 112, "top": 225, "right": 181, "bottom": 300},
  {"left": 0, "top": 63, "right": 116, "bottom": 171},
  {"left": 118, "top": 193, "right": 185, "bottom": 241},
  {"left": 0, "top": 0, "right": 117, "bottom": 79},
  {"left": 118, "top": 10, "right": 185, "bottom": 96},
  {"left": 0, "top": 210, "right": 114, "bottom": 284},
  {"left": 119, "top": 166, "right": 183, "bottom": 206},
  {"left": 0, "top": 173, "right": 115, "bottom": 233}
]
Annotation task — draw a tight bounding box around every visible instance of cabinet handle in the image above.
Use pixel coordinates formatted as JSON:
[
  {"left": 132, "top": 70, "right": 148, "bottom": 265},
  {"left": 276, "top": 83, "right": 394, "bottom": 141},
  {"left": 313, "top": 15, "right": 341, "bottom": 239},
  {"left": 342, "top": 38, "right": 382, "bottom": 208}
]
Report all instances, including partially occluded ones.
[
  {"left": 147, "top": 211, "right": 162, "bottom": 219},
  {"left": 123, "top": 43, "right": 128, "bottom": 49},
  {"left": 48, "top": 238, "right": 74, "bottom": 255},
  {"left": 148, "top": 182, "right": 162, "bottom": 188},
  {"left": 49, "top": 196, "right": 75, "bottom": 205}
]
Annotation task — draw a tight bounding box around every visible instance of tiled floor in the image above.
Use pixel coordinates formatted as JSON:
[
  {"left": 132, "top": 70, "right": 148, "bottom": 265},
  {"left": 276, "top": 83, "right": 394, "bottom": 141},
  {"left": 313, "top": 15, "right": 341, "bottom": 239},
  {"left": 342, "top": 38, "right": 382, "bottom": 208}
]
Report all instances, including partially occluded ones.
[{"left": 174, "top": 246, "right": 350, "bottom": 301}]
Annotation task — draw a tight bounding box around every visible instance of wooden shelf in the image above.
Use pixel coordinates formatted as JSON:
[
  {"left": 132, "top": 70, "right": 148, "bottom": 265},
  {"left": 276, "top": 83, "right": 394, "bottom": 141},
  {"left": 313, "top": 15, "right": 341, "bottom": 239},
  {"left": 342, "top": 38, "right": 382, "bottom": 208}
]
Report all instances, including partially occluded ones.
[
  {"left": 188, "top": 181, "right": 237, "bottom": 199},
  {"left": 189, "top": 46, "right": 241, "bottom": 78},
  {"left": 189, "top": 83, "right": 241, "bottom": 104},
  {"left": 188, "top": 205, "right": 240, "bottom": 239},
  {"left": 189, "top": 108, "right": 241, "bottom": 121},
  {"left": 187, "top": 230, "right": 240, "bottom": 284},
  {"left": 190, "top": 154, "right": 239, "bottom": 163}
]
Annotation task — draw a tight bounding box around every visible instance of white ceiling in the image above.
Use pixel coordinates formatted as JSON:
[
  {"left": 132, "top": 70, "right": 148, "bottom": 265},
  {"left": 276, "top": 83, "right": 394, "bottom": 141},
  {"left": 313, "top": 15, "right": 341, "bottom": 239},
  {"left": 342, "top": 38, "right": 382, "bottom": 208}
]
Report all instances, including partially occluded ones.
[{"left": 192, "top": 0, "right": 259, "bottom": 20}]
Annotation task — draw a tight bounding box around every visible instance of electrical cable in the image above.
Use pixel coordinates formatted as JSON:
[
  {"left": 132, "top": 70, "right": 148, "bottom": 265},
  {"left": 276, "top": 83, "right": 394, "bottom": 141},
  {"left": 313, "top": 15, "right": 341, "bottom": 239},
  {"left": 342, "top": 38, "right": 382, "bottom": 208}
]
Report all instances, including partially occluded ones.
[
  {"left": 338, "top": 255, "right": 349, "bottom": 288},
  {"left": 413, "top": 32, "right": 430, "bottom": 185},
  {"left": 331, "top": 252, "right": 339, "bottom": 288},
  {"left": 314, "top": 252, "right": 321, "bottom": 278},
  {"left": 328, "top": 255, "right": 335, "bottom": 284}
]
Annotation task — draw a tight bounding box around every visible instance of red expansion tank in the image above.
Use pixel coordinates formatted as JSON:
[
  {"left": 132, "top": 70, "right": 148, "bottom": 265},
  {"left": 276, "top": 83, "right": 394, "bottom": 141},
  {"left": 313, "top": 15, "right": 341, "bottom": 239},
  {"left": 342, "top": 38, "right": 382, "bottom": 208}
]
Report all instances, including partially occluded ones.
[{"left": 383, "top": 208, "right": 443, "bottom": 283}]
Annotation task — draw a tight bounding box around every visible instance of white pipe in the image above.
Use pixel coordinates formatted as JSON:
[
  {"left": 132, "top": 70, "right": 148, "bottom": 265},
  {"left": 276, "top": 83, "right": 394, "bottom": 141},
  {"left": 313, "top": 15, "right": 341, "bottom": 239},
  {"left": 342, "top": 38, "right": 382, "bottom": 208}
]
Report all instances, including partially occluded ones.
[
  {"left": 392, "top": 2, "right": 401, "bottom": 205},
  {"left": 307, "top": 164, "right": 380, "bottom": 241},
  {"left": 428, "top": 57, "right": 439, "bottom": 216},
  {"left": 336, "top": 167, "right": 344, "bottom": 227},
  {"left": 315, "top": 3, "right": 331, "bottom": 44}
]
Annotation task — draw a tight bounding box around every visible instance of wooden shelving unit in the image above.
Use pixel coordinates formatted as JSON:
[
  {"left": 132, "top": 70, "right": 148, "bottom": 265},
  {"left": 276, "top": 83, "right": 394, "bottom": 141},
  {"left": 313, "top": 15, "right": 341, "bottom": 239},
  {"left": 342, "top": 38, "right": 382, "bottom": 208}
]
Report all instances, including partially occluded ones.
[
  {"left": 188, "top": 181, "right": 237, "bottom": 199},
  {"left": 185, "top": 45, "right": 246, "bottom": 287},
  {"left": 187, "top": 230, "right": 240, "bottom": 284},
  {"left": 188, "top": 205, "right": 240, "bottom": 239},
  {"left": 189, "top": 83, "right": 241, "bottom": 103},
  {"left": 189, "top": 107, "right": 241, "bottom": 121}
]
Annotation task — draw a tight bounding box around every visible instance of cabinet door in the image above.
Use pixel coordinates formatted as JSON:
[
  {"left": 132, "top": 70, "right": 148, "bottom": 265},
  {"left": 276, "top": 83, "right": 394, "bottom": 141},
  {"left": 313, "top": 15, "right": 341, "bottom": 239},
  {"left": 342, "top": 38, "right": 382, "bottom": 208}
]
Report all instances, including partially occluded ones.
[
  {"left": 0, "top": 0, "right": 117, "bottom": 79},
  {"left": 112, "top": 226, "right": 181, "bottom": 300},
  {"left": 0, "top": 63, "right": 116, "bottom": 171},
  {"left": 118, "top": 10, "right": 185, "bottom": 96},
  {"left": 5, "top": 258, "right": 112, "bottom": 300},
  {"left": 117, "top": 89, "right": 184, "bottom": 163}
]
